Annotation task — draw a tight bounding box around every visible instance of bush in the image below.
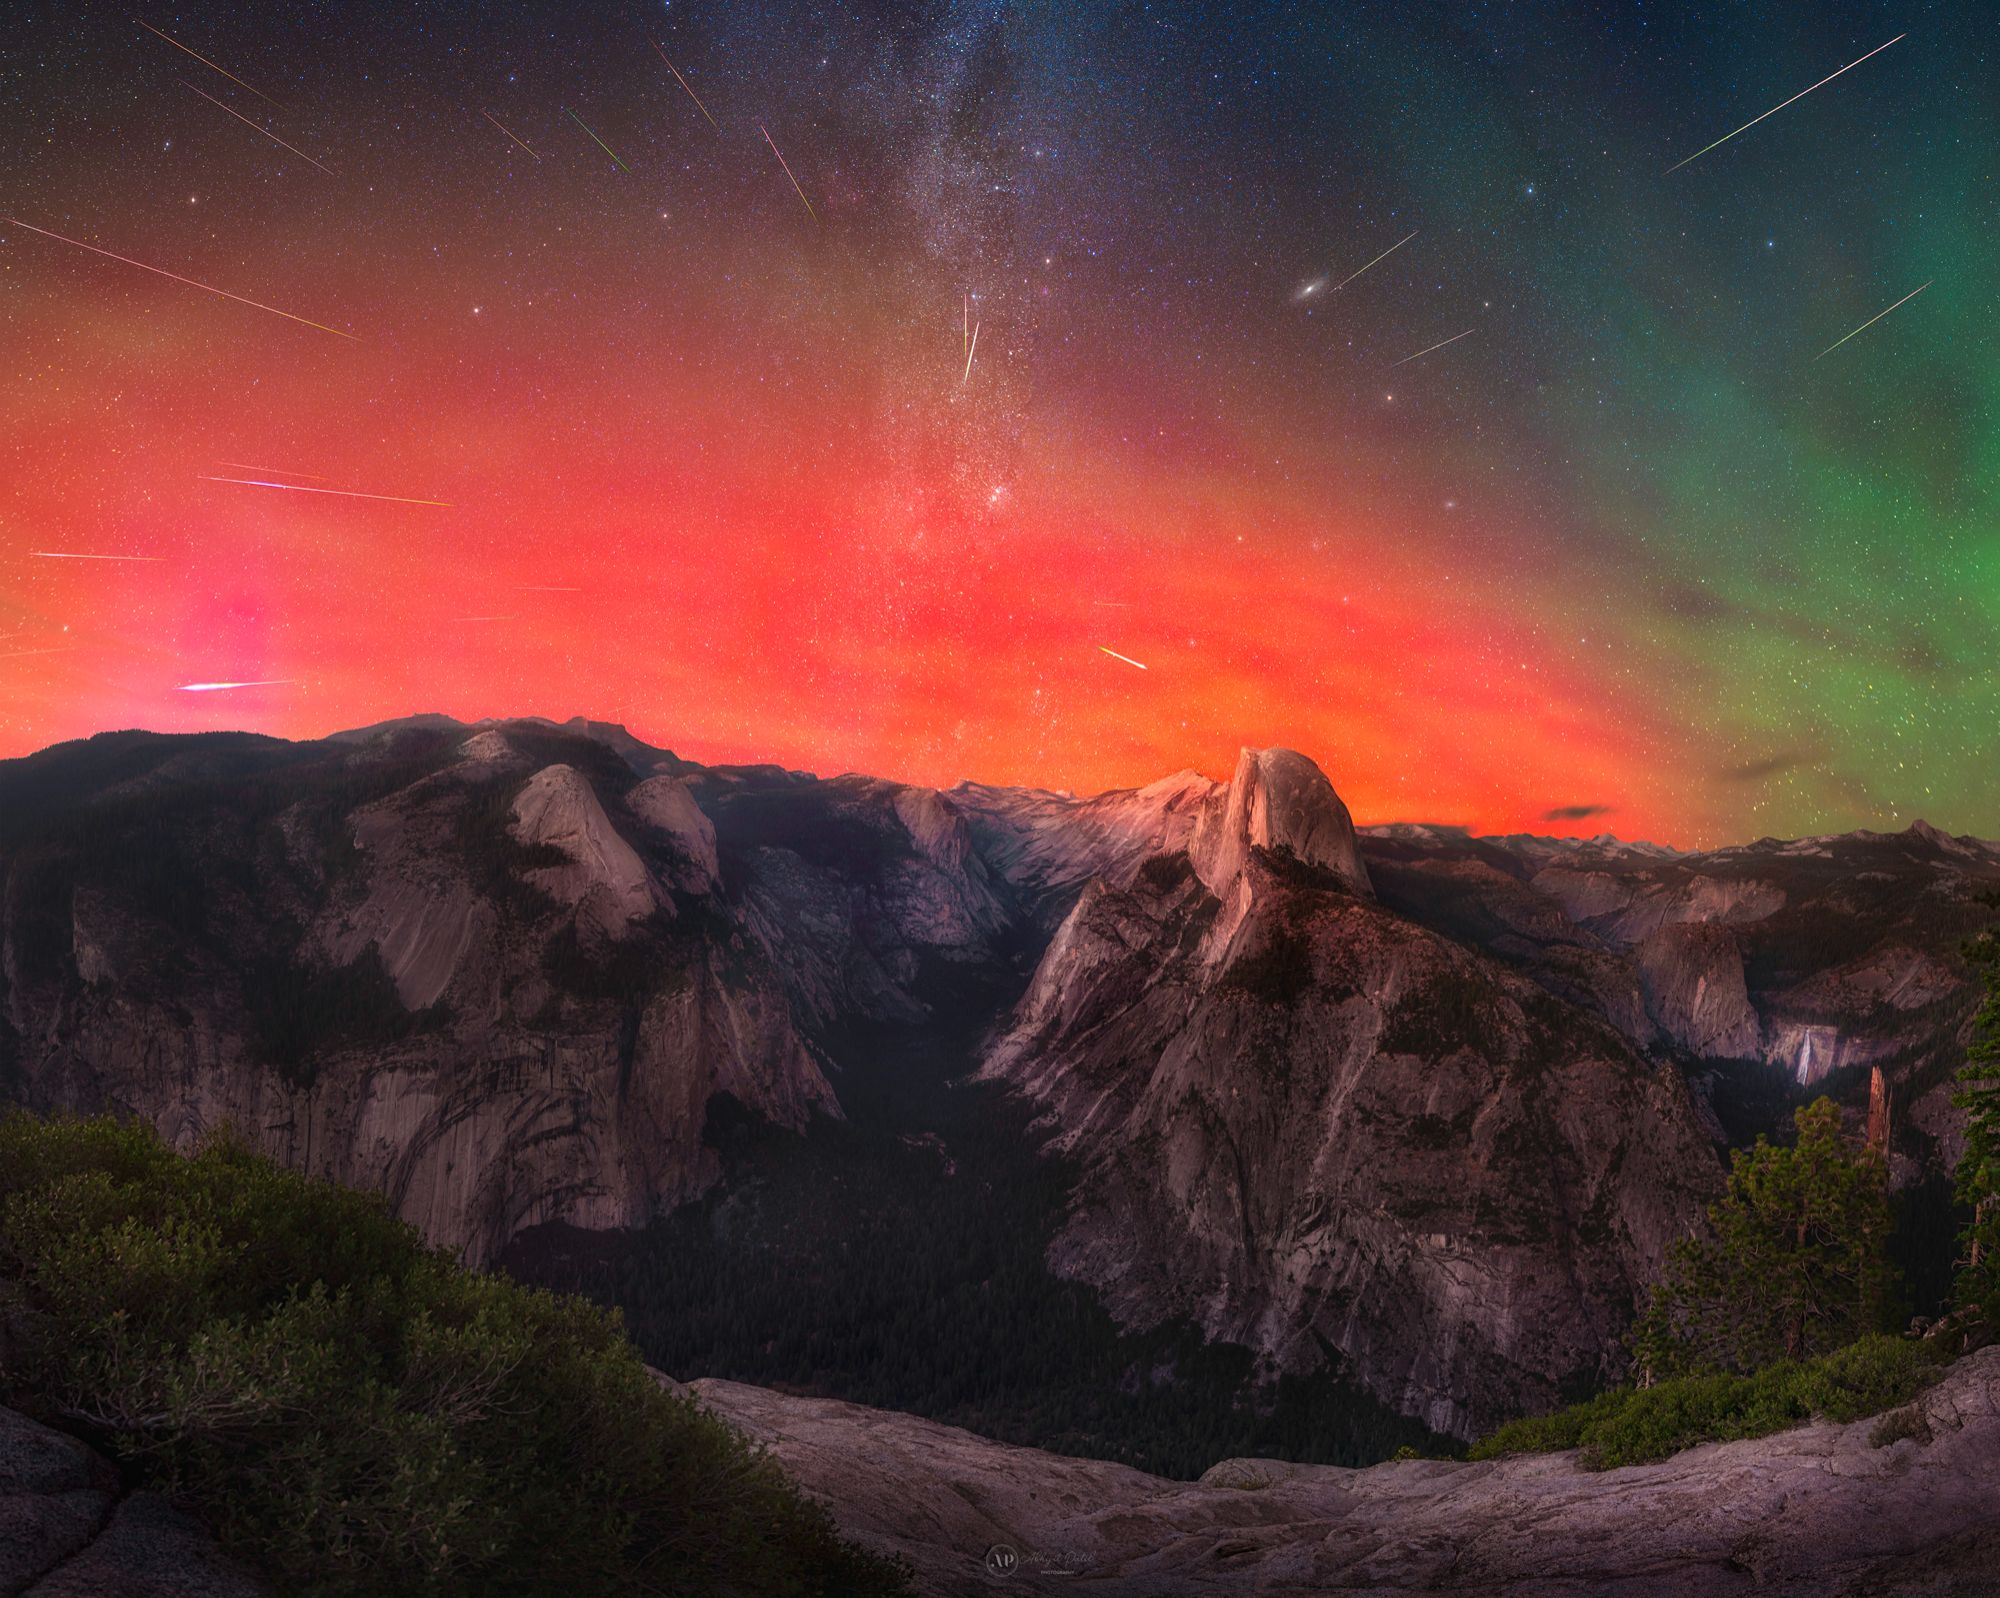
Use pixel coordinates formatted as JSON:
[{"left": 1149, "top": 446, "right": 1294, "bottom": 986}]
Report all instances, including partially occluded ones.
[
  {"left": 1470, "top": 1334, "right": 1942, "bottom": 1470},
  {"left": 0, "top": 1114, "right": 908, "bottom": 1598}
]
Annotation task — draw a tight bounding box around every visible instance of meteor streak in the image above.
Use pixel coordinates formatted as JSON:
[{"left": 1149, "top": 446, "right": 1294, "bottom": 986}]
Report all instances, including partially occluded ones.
[
  {"left": 652, "top": 43, "right": 719, "bottom": 131},
  {"left": 2, "top": 217, "right": 356, "bottom": 340},
  {"left": 760, "top": 125, "right": 817, "bottom": 220},
  {"left": 197, "top": 475, "right": 449, "bottom": 506},
  {"left": 1331, "top": 229, "right": 1419, "bottom": 292},
  {"left": 1667, "top": 35, "right": 1906, "bottom": 173},
  {"left": 31, "top": 550, "right": 162, "bottom": 561},
  {"left": 175, "top": 679, "right": 295, "bottom": 692},
  {"left": 1389, "top": 327, "right": 1475, "bottom": 367},
  {"left": 216, "top": 460, "right": 328, "bottom": 480},
  {"left": 135, "top": 19, "right": 277, "bottom": 107},
  {"left": 0, "top": 647, "right": 77, "bottom": 661},
  {"left": 567, "top": 109, "right": 630, "bottom": 171},
  {"left": 179, "top": 80, "right": 332, "bottom": 174},
  {"left": 962, "top": 320, "right": 981, "bottom": 384},
  {"left": 1812, "top": 281, "right": 1931, "bottom": 362},
  {"left": 1098, "top": 646, "right": 1148, "bottom": 670},
  {"left": 481, "top": 110, "right": 540, "bottom": 160}
]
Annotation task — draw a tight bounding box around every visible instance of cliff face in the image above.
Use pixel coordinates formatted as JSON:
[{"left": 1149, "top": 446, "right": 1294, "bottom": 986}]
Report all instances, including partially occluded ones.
[
  {"left": 982, "top": 751, "right": 1721, "bottom": 1438},
  {"left": 1, "top": 723, "right": 839, "bottom": 1263},
  {"left": 696, "top": 1347, "right": 2000, "bottom": 1597},
  {"left": 1362, "top": 822, "right": 2000, "bottom": 1166},
  {"left": 2, "top": 719, "right": 1990, "bottom": 1446}
]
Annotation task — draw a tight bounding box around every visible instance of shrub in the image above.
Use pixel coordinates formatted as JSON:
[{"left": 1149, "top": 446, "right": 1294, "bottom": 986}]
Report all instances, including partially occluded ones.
[
  {"left": 0, "top": 1114, "right": 908, "bottom": 1598},
  {"left": 1470, "top": 1334, "right": 1941, "bottom": 1470}
]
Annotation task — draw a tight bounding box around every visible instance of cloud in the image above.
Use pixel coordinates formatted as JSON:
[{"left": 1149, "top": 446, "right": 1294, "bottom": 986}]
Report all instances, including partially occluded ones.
[
  {"left": 1722, "top": 751, "right": 1812, "bottom": 782},
  {"left": 1543, "top": 803, "right": 1613, "bottom": 821}
]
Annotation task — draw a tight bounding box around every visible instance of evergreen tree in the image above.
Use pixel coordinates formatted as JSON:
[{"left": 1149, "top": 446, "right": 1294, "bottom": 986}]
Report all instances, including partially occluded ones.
[
  {"left": 1950, "top": 913, "right": 2000, "bottom": 1315},
  {"left": 1634, "top": 1097, "right": 1896, "bottom": 1380}
]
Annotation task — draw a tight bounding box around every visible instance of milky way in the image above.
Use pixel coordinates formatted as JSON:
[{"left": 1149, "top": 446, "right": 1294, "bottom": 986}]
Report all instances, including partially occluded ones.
[{"left": 1, "top": 1, "right": 1991, "bottom": 845}]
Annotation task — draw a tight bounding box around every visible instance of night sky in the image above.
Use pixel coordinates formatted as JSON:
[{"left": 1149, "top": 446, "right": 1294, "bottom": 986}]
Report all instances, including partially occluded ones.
[{"left": 2, "top": 1, "right": 1992, "bottom": 846}]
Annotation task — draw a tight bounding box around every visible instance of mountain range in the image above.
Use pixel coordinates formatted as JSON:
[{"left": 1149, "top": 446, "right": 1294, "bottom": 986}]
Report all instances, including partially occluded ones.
[{"left": 1, "top": 714, "right": 1993, "bottom": 1454}]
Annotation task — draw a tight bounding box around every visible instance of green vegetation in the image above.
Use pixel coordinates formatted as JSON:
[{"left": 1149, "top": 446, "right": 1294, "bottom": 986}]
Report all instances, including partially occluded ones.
[
  {"left": 0, "top": 1114, "right": 907, "bottom": 1598},
  {"left": 1470, "top": 1335, "right": 1942, "bottom": 1469},
  {"left": 1950, "top": 912, "right": 2000, "bottom": 1316},
  {"left": 1633, "top": 1097, "right": 1896, "bottom": 1380}
]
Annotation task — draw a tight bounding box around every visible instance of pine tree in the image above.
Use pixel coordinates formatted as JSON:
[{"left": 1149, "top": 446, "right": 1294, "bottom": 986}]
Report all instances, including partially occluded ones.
[
  {"left": 1950, "top": 915, "right": 2000, "bottom": 1314},
  {"left": 1634, "top": 1096, "right": 1896, "bottom": 1380}
]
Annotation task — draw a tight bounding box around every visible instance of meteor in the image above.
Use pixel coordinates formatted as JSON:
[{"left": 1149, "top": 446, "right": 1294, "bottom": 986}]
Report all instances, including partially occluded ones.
[
  {"left": 0, "top": 647, "right": 77, "bottom": 661},
  {"left": 216, "top": 460, "right": 328, "bottom": 479},
  {"left": 136, "top": 19, "right": 278, "bottom": 107},
  {"left": 1388, "top": 327, "right": 1475, "bottom": 367},
  {"left": 179, "top": 79, "right": 332, "bottom": 174},
  {"left": 31, "top": 550, "right": 163, "bottom": 561},
  {"left": 962, "top": 320, "right": 981, "bottom": 384},
  {"left": 2, "top": 217, "right": 356, "bottom": 340},
  {"left": 652, "top": 43, "right": 719, "bottom": 132},
  {"left": 481, "top": 110, "right": 540, "bottom": 161},
  {"left": 760, "top": 125, "right": 817, "bottom": 220},
  {"left": 197, "top": 475, "right": 449, "bottom": 506},
  {"left": 1098, "top": 646, "right": 1148, "bottom": 670},
  {"left": 176, "top": 679, "right": 295, "bottom": 692},
  {"left": 1330, "top": 229, "right": 1418, "bottom": 292},
  {"left": 566, "top": 109, "right": 630, "bottom": 172},
  {"left": 1812, "top": 281, "right": 1931, "bottom": 362},
  {"left": 1667, "top": 35, "right": 1906, "bottom": 173}
]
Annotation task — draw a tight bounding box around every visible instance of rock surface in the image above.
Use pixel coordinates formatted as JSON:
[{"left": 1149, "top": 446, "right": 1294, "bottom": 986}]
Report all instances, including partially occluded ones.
[
  {"left": 695, "top": 1346, "right": 2000, "bottom": 1596},
  {"left": 982, "top": 754, "right": 1722, "bottom": 1437},
  {"left": 0, "top": 1405, "right": 264, "bottom": 1597}
]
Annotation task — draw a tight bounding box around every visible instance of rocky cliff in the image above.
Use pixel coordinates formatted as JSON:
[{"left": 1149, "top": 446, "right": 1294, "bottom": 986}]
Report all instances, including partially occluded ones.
[
  {"left": 981, "top": 749, "right": 1722, "bottom": 1438},
  {"left": 695, "top": 1346, "right": 2000, "bottom": 1596},
  {"left": 2, "top": 718, "right": 1990, "bottom": 1452}
]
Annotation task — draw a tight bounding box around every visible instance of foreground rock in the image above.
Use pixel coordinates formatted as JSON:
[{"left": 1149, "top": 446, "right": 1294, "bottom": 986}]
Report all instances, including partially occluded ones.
[
  {"left": 697, "top": 1346, "right": 2000, "bottom": 1596},
  {"left": 0, "top": 1405, "right": 264, "bottom": 1597}
]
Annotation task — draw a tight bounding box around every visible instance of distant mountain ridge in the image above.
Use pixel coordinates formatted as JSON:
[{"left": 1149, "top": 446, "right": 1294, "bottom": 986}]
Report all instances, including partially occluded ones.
[{"left": 1, "top": 715, "right": 1992, "bottom": 1442}]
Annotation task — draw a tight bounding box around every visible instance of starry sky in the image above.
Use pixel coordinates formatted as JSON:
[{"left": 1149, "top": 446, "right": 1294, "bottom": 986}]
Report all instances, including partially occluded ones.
[{"left": 2, "top": 1, "right": 1992, "bottom": 846}]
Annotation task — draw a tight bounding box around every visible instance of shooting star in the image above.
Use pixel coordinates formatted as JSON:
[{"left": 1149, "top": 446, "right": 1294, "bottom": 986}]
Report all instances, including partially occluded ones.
[
  {"left": 1330, "top": 229, "right": 1419, "bottom": 292},
  {"left": 175, "top": 679, "right": 295, "bottom": 692},
  {"left": 1, "top": 647, "right": 77, "bottom": 661},
  {"left": 197, "top": 475, "right": 448, "bottom": 506},
  {"left": 1389, "top": 327, "right": 1476, "bottom": 367},
  {"left": 567, "top": 109, "right": 630, "bottom": 171},
  {"left": 1098, "top": 646, "right": 1148, "bottom": 671},
  {"left": 1812, "top": 281, "right": 1931, "bottom": 362},
  {"left": 481, "top": 110, "right": 540, "bottom": 161},
  {"left": 760, "top": 124, "right": 817, "bottom": 220},
  {"left": 216, "top": 460, "right": 328, "bottom": 480},
  {"left": 3, "top": 217, "right": 356, "bottom": 340},
  {"left": 32, "top": 550, "right": 163, "bottom": 561},
  {"left": 1091, "top": 600, "right": 1132, "bottom": 608},
  {"left": 962, "top": 320, "right": 981, "bottom": 384},
  {"left": 136, "top": 19, "right": 278, "bottom": 107},
  {"left": 652, "top": 43, "right": 719, "bottom": 131},
  {"left": 1667, "top": 35, "right": 1906, "bottom": 173},
  {"left": 179, "top": 80, "right": 331, "bottom": 174}
]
